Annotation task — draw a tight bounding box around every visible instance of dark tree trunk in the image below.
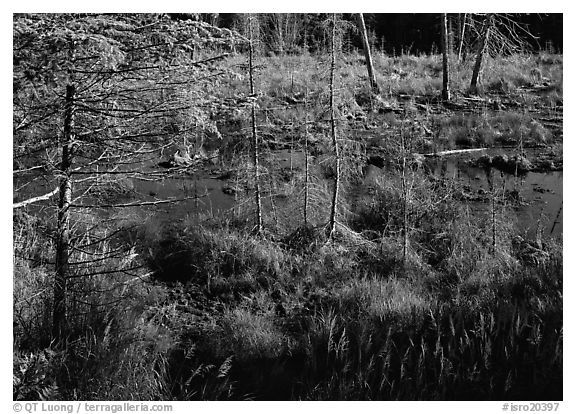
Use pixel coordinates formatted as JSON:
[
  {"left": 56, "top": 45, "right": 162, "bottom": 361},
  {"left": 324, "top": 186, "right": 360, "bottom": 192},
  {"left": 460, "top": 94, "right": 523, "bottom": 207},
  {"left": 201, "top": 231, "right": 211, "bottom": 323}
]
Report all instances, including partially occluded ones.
[
  {"left": 470, "top": 14, "right": 493, "bottom": 94},
  {"left": 52, "top": 84, "right": 75, "bottom": 343}
]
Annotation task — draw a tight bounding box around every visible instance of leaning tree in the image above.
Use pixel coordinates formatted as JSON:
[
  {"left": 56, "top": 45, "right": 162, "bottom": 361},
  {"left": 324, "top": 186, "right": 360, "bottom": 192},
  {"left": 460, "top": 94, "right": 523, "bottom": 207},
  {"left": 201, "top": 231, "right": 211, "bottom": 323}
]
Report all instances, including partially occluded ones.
[
  {"left": 356, "top": 13, "right": 379, "bottom": 95},
  {"left": 468, "top": 13, "right": 536, "bottom": 94}
]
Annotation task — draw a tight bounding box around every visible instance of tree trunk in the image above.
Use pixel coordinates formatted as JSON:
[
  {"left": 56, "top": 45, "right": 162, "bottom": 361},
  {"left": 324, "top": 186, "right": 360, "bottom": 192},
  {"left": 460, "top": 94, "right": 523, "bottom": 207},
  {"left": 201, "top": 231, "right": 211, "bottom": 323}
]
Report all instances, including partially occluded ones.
[
  {"left": 303, "top": 89, "right": 309, "bottom": 226},
  {"left": 52, "top": 84, "right": 75, "bottom": 343},
  {"left": 447, "top": 14, "right": 453, "bottom": 53},
  {"left": 441, "top": 13, "right": 451, "bottom": 101},
  {"left": 470, "top": 14, "right": 493, "bottom": 94},
  {"left": 327, "top": 14, "right": 340, "bottom": 240},
  {"left": 457, "top": 13, "right": 467, "bottom": 62},
  {"left": 491, "top": 178, "right": 497, "bottom": 255},
  {"left": 400, "top": 123, "right": 409, "bottom": 267},
  {"left": 357, "top": 13, "right": 379, "bottom": 95},
  {"left": 248, "top": 18, "right": 263, "bottom": 234}
]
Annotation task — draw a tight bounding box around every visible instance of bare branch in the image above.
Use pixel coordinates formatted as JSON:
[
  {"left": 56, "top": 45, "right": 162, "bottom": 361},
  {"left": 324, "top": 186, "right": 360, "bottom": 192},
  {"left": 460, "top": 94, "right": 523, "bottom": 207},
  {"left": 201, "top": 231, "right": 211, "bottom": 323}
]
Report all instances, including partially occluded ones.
[
  {"left": 13, "top": 165, "right": 45, "bottom": 174},
  {"left": 13, "top": 187, "right": 60, "bottom": 209},
  {"left": 71, "top": 194, "right": 207, "bottom": 209}
]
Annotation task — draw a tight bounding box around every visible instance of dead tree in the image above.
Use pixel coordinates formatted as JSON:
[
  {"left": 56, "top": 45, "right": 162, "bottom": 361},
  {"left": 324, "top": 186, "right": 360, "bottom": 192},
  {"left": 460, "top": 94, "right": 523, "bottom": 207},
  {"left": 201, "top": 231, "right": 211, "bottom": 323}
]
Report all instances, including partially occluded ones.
[
  {"left": 457, "top": 13, "right": 468, "bottom": 62},
  {"left": 400, "top": 122, "right": 409, "bottom": 267},
  {"left": 13, "top": 14, "right": 244, "bottom": 342},
  {"left": 248, "top": 17, "right": 263, "bottom": 234},
  {"left": 468, "top": 13, "right": 536, "bottom": 94},
  {"left": 327, "top": 14, "right": 341, "bottom": 240},
  {"left": 357, "top": 13, "right": 380, "bottom": 95},
  {"left": 52, "top": 83, "right": 75, "bottom": 341},
  {"left": 470, "top": 14, "right": 494, "bottom": 94},
  {"left": 303, "top": 89, "right": 310, "bottom": 226},
  {"left": 441, "top": 13, "right": 451, "bottom": 101}
]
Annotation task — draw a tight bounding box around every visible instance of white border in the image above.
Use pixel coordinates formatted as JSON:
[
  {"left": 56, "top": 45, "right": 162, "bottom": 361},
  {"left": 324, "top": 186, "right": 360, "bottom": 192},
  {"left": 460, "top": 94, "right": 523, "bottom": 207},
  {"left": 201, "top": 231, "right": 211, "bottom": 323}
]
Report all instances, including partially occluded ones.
[{"left": 3, "top": 3, "right": 570, "bottom": 412}]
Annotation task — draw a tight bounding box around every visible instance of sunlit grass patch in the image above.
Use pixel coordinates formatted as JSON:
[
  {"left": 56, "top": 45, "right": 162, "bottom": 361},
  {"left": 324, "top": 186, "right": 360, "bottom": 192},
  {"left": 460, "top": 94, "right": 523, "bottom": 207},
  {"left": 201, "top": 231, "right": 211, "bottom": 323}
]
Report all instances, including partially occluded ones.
[{"left": 338, "top": 276, "right": 434, "bottom": 322}]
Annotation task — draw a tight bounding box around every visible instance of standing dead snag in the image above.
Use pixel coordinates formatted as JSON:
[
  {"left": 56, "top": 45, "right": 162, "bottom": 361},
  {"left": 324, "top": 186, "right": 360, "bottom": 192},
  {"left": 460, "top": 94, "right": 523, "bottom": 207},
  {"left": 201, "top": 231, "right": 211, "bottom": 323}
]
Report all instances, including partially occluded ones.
[
  {"left": 470, "top": 14, "right": 494, "bottom": 94},
  {"left": 52, "top": 83, "right": 75, "bottom": 342},
  {"left": 457, "top": 13, "right": 468, "bottom": 62},
  {"left": 357, "top": 13, "right": 380, "bottom": 95},
  {"left": 441, "top": 13, "right": 451, "bottom": 101},
  {"left": 327, "top": 14, "right": 341, "bottom": 240},
  {"left": 303, "top": 89, "right": 310, "bottom": 226},
  {"left": 400, "top": 121, "right": 409, "bottom": 267},
  {"left": 248, "top": 17, "right": 263, "bottom": 234},
  {"left": 491, "top": 173, "right": 497, "bottom": 255}
]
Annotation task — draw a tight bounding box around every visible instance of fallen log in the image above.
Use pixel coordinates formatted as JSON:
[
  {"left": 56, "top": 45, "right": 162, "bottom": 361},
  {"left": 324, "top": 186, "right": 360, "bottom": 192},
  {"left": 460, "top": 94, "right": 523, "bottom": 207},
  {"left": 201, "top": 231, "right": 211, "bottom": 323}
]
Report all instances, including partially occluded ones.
[{"left": 417, "top": 148, "right": 487, "bottom": 158}]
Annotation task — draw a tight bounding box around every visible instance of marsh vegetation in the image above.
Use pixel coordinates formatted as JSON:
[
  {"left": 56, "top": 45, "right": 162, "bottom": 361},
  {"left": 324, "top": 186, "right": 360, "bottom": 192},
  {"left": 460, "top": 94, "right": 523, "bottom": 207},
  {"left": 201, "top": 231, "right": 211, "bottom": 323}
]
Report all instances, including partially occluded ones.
[{"left": 13, "top": 13, "right": 562, "bottom": 401}]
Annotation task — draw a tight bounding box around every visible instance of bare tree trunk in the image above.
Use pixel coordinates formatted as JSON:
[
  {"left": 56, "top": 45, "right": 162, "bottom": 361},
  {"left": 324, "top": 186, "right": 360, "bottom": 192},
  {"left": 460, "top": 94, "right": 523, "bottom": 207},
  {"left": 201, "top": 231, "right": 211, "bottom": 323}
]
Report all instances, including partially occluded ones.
[
  {"left": 194, "top": 176, "right": 199, "bottom": 224},
  {"left": 248, "top": 18, "right": 263, "bottom": 234},
  {"left": 400, "top": 122, "right": 409, "bottom": 267},
  {"left": 457, "top": 13, "right": 467, "bottom": 62},
  {"left": 52, "top": 84, "right": 75, "bottom": 343},
  {"left": 303, "top": 22, "right": 308, "bottom": 52},
  {"left": 455, "top": 14, "right": 461, "bottom": 55},
  {"left": 303, "top": 89, "right": 309, "bottom": 226},
  {"left": 327, "top": 14, "right": 340, "bottom": 240},
  {"left": 470, "top": 14, "right": 493, "bottom": 94},
  {"left": 441, "top": 13, "right": 451, "bottom": 101},
  {"left": 357, "top": 13, "right": 380, "bottom": 95},
  {"left": 491, "top": 184, "right": 497, "bottom": 255},
  {"left": 268, "top": 172, "right": 278, "bottom": 229},
  {"left": 273, "top": 14, "right": 285, "bottom": 54},
  {"left": 447, "top": 14, "right": 453, "bottom": 53}
]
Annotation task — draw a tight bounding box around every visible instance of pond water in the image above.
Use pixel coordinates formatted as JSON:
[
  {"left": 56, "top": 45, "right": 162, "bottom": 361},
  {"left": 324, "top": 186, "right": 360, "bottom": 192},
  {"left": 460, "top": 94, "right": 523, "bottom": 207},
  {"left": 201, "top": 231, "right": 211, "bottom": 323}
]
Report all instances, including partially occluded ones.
[
  {"left": 126, "top": 149, "right": 307, "bottom": 221},
  {"left": 14, "top": 147, "right": 562, "bottom": 241},
  {"left": 422, "top": 148, "right": 562, "bottom": 239},
  {"left": 12, "top": 165, "right": 237, "bottom": 223},
  {"left": 140, "top": 147, "right": 562, "bottom": 240},
  {"left": 131, "top": 175, "right": 236, "bottom": 218}
]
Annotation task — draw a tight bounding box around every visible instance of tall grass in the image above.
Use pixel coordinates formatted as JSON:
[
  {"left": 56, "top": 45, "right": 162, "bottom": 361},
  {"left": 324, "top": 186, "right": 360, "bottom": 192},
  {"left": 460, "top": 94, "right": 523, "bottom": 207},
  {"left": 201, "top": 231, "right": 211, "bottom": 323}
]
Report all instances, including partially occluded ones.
[
  {"left": 13, "top": 211, "right": 178, "bottom": 400},
  {"left": 130, "top": 205, "right": 561, "bottom": 400}
]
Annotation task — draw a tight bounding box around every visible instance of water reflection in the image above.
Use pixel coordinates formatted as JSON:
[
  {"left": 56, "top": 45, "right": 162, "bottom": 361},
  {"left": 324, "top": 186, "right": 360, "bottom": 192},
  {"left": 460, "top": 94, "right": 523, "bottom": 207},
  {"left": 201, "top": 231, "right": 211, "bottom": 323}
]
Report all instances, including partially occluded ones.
[{"left": 425, "top": 153, "right": 562, "bottom": 238}]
